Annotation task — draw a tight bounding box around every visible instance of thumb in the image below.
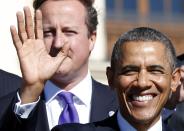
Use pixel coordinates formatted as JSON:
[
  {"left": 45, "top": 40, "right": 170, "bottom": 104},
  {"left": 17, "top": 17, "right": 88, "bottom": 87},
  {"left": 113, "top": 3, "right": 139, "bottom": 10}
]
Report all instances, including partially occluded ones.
[{"left": 53, "top": 42, "right": 70, "bottom": 67}]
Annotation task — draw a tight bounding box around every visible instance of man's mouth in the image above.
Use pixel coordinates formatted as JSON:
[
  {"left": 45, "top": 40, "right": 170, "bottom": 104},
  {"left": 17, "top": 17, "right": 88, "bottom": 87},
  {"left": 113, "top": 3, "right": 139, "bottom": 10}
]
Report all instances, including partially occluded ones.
[
  {"left": 132, "top": 95, "right": 154, "bottom": 102},
  {"left": 127, "top": 93, "right": 158, "bottom": 107}
]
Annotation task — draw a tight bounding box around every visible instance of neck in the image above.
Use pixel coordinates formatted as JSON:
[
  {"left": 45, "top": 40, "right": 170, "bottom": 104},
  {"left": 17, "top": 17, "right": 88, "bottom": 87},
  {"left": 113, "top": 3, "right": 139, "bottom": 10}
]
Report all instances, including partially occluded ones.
[
  {"left": 120, "top": 111, "right": 161, "bottom": 131},
  {"left": 51, "top": 70, "right": 88, "bottom": 91},
  {"left": 132, "top": 116, "right": 160, "bottom": 131}
]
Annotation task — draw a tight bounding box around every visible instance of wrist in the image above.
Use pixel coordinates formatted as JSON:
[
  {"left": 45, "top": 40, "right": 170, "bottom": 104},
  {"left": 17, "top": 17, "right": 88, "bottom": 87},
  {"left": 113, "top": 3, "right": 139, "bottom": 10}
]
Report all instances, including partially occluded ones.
[{"left": 19, "top": 81, "right": 45, "bottom": 104}]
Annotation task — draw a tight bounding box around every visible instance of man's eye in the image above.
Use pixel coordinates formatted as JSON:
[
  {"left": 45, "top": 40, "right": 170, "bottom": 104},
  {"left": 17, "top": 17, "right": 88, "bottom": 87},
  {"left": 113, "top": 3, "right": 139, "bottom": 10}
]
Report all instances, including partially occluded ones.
[
  {"left": 43, "top": 31, "right": 53, "bottom": 37},
  {"left": 150, "top": 69, "right": 164, "bottom": 74},
  {"left": 64, "top": 31, "right": 77, "bottom": 36},
  {"left": 120, "top": 70, "right": 138, "bottom": 76}
]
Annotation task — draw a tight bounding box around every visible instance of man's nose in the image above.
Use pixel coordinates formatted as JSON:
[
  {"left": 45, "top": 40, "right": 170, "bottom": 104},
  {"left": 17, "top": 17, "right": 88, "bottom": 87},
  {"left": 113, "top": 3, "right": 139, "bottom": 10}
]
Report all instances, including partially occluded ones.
[
  {"left": 49, "top": 32, "right": 68, "bottom": 57},
  {"left": 52, "top": 32, "right": 67, "bottom": 49},
  {"left": 137, "top": 69, "right": 151, "bottom": 88}
]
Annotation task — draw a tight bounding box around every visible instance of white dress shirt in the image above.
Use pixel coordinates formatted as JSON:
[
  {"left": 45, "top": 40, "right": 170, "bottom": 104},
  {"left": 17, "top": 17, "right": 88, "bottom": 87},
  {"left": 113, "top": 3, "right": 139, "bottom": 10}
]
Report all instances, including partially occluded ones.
[
  {"left": 15, "top": 71, "right": 92, "bottom": 130},
  {"left": 117, "top": 110, "right": 162, "bottom": 131}
]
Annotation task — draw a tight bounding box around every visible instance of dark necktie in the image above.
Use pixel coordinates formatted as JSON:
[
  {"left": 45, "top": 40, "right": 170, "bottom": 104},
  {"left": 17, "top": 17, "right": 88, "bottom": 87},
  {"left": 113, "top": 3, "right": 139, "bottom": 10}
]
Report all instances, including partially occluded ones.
[{"left": 58, "top": 92, "right": 79, "bottom": 124}]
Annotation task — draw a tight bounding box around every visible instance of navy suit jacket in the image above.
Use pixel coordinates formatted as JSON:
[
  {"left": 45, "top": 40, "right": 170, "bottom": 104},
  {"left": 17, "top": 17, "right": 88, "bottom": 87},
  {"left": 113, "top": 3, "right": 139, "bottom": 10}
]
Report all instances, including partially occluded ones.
[
  {"left": 52, "top": 112, "right": 172, "bottom": 131},
  {"left": 0, "top": 79, "right": 119, "bottom": 131},
  {"left": 0, "top": 69, "right": 22, "bottom": 98},
  {"left": 166, "top": 102, "right": 184, "bottom": 131}
]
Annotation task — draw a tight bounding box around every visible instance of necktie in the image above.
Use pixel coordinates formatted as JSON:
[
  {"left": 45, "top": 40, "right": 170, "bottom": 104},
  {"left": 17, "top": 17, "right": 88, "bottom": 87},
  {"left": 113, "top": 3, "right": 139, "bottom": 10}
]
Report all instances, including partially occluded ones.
[{"left": 58, "top": 92, "right": 79, "bottom": 124}]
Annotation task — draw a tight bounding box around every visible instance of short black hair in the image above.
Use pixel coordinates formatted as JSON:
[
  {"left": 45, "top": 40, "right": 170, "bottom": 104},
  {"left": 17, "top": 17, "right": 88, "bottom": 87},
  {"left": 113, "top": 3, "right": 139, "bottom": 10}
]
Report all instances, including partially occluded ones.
[
  {"left": 111, "top": 27, "right": 177, "bottom": 71},
  {"left": 177, "top": 53, "right": 184, "bottom": 66}
]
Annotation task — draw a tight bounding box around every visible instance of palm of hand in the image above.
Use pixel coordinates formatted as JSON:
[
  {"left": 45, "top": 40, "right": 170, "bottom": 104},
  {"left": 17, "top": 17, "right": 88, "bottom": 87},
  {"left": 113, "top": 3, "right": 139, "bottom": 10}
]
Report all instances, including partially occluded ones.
[{"left": 18, "top": 39, "right": 62, "bottom": 85}]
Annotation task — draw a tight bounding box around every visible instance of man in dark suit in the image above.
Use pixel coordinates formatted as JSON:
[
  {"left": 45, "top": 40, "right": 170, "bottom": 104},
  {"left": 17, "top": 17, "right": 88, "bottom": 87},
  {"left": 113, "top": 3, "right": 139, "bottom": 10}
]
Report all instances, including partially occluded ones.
[
  {"left": 165, "top": 54, "right": 184, "bottom": 131},
  {"left": 0, "top": 69, "right": 21, "bottom": 97},
  {"left": 0, "top": 69, "right": 22, "bottom": 120},
  {"left": 164, "top": 53, "right": 184, "bottom": 109},
  {"left": 162, "top": 54, "right": 184, "bottom": 121},
  {"left": 0, "top": 0, "right": 118, "bottom": 131},
  {"left": 52, "top": 27, "right": 181, "bottom": 131}
]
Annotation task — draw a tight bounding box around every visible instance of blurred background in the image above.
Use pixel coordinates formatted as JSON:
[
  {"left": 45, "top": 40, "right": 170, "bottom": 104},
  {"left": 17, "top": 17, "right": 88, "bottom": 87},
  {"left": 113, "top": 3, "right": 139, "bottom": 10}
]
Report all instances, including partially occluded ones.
[{"left": 0, "top": 0, "right": 184, "bottom": 84}]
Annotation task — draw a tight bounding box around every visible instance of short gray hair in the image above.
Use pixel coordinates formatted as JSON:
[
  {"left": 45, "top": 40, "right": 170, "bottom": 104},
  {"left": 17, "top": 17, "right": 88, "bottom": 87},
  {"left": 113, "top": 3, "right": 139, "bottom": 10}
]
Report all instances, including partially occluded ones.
[{"left": 111, "top": 27, "right": 177, "bottom": 71}]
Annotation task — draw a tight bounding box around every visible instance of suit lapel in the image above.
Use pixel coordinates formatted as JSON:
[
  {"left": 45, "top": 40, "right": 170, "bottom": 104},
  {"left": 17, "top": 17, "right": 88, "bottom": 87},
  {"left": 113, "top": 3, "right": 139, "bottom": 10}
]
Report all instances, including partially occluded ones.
[
  {"left": 90, "top": 79, "right": 118, "bottom": 122},
  {"left": 162, "top": 117, "right": 174, "bottom": 131},
  {"left": 35, "top": 100, "right": 50, "bottom": 131},
  {"left": 93, "top": 112, "right": 120, "bottom": 131}
]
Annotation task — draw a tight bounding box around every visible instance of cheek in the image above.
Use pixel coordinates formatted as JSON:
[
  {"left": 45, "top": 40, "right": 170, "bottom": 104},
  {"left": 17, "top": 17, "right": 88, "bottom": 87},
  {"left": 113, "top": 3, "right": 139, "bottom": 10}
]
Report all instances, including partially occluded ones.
[
  {"left": 152, "top": 76, "right": 171, "bottom": 92},
  {"left": 116, "top": 78, "right": 130, "bottom": 112},
  {"left": 70, "top": 39, "right": 90, "bottom": 55},
  {"left": 118, "top": 76, "right": 135, "bottom": 91},
  {"left": 156, "top": 77, "right": 172, "bottom": 108},
  {"left": 115, "top": 77, "right": 133, "bottom": 101}
]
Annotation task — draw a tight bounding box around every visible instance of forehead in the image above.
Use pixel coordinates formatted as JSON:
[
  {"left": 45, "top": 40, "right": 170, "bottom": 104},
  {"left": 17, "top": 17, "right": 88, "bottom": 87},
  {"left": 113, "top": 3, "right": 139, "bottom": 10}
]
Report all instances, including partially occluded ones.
[
  {"left": 120, "top": 41, "right": 169, "bottom": 67},
  {"left": 40, "top": 0, "right": 86, "bottom": 23},
  {"left": 40, "top": 0, "right": 85, "bottom": 9},
  {"left": 122, "top": 41, "right": 165, "bottom": 54}
]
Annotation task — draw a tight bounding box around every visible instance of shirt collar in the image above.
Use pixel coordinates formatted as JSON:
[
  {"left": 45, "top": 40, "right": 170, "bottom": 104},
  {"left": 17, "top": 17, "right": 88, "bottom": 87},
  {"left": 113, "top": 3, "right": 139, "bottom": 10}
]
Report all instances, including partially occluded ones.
[
  {"left": 148, "top": 116, "right": 162, "bottom": 131},
  {"left": 44, "top": 71, "right": 92, "bottom": 107},
  {"left": 117, "top": 110, "right": 136, "bottom": 131},
  {"left": 69, "top": 71, "right": 92, "bottom": 107},
  {"left": 117, "top": 110, "right": 162, "bottom": 131}
]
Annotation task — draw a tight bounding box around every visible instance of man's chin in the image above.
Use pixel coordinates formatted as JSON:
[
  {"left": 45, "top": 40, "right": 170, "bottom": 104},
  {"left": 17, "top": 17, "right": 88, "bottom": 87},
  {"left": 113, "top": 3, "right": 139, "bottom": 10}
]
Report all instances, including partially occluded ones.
[
  {"left": 129, "top": 110, "right": 158, "bottom": 126},
  {"left": 53, "top": 71, "right": 67, "bottom": 78}
]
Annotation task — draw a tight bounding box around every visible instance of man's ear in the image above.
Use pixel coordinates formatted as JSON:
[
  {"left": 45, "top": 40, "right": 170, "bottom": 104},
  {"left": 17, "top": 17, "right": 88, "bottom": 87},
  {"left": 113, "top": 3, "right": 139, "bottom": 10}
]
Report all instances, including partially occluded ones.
[
  {"left": 89, "top": 31, "right": 96, "bottom": 51},
  {"left": 171, "top": 68, "right": 181, "bottom": 92},
  {"left": 106, "top": 67, "right": 115, "bottom": 90}
]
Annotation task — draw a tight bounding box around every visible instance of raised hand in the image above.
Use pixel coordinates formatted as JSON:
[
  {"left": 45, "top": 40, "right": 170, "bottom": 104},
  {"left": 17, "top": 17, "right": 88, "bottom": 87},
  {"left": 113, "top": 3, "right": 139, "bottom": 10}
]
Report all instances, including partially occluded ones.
[{"left": 10, "top": 7, "right": 69, "bottom": 103}]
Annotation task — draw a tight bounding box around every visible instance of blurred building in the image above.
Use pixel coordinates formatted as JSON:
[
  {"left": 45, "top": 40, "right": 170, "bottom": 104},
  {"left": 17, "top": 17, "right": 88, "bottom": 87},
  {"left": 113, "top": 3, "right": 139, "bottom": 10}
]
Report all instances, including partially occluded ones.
[
  {"left": 106, "top": 0, "right": 184, "bottom": 59},
  {"left": 0, "top": 0, "right": 33, "bottom": 76},
  {"left": 91, "top": 0, "right": 184, "bottom": 84}
]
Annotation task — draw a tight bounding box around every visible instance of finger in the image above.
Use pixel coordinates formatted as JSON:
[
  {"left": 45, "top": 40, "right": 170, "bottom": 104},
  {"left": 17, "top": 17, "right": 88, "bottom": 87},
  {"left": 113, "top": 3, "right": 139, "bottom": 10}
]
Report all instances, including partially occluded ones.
[
  {"left": 60, "top": 42, "right": 70, "bottom": 56},
  {"left": 24, "top": 7, "right": 35, "bottom": 39},
  {"left": 17, "top": 11, "right": 28, "bottom": 42},
  {"left": 35, "top": 10, "right": 43, "bottom": 39},
  {"left": 10, "top": 26, "right": 22, "bottom": 50}
]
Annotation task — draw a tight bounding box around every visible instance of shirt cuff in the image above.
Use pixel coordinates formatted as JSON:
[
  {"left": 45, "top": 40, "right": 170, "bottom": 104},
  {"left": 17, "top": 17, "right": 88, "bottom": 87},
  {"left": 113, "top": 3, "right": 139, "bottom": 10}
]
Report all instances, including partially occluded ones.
[{"left": 14, "top": 92, "right": 40, "bottom": 118}]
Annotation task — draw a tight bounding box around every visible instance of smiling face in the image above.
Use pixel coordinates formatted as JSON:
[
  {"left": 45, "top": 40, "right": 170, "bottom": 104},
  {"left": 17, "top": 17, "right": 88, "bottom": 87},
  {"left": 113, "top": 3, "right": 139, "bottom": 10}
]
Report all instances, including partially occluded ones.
[
  {"left": 107, "top": 41, "right": 179, "bottom": 129},
  {"left": 39, "top": 0, "right": 96, "bottom": 84}
]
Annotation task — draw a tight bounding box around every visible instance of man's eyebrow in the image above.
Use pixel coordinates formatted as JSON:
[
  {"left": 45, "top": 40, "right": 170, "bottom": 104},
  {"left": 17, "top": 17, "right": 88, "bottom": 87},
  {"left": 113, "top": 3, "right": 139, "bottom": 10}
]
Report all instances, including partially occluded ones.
[
  {"left": 43, "top": 26, "right": 55, "bottom": 30},
  {"left": 121, "top": 65, "right": 139, "bottom": 69},
  {"left": 120, "top": 65, "right": 166, "bottom": 71},
  {"left": 63, "top": 26, "right": 78, "bottom": 29},
  {"left": 43, "top": 26, "right": 78, "bottom": 31},
  {"left": 120, "top": 65, "right": 139, "bottom": 71}
]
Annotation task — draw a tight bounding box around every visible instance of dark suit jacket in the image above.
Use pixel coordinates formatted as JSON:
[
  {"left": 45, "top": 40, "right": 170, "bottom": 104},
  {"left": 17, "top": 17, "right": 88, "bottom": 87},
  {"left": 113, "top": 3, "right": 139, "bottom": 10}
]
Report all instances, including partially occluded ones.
[
  {"left": 0, "top": 79, "right": 119, "bottom": 131},
  {"left": 166, "top": 102, "right": 184, "bottom": 131},
  {"left": 52, "top": 112, "right": 172, "bottom": 131},
  {"left": 0, "top": 69, "right": 22, "bottom": 98}
]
